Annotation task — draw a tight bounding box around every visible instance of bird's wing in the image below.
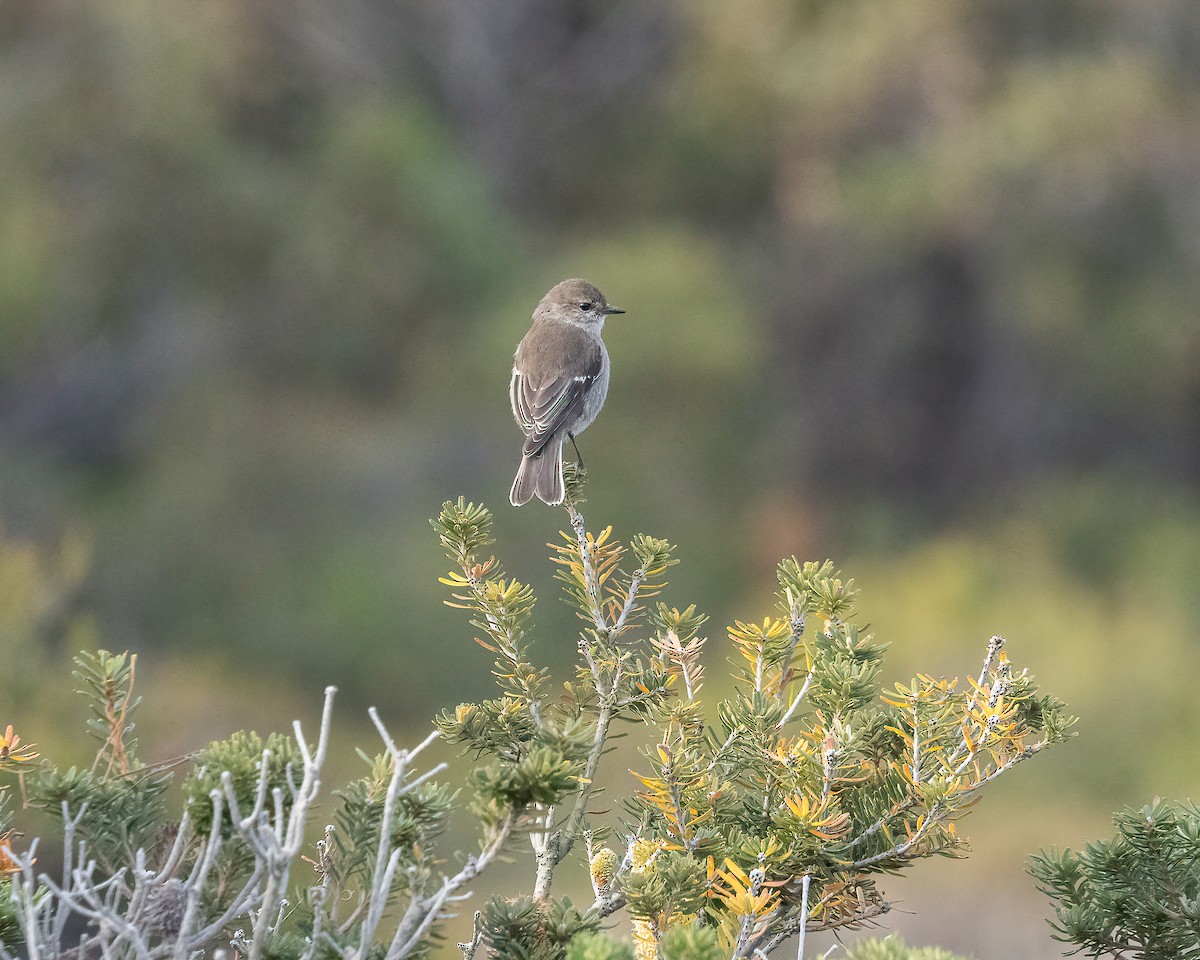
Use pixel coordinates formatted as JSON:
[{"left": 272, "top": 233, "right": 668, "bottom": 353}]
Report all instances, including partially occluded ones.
[{"left": 511, "top": 348, "right": 602, "bottom": 458}]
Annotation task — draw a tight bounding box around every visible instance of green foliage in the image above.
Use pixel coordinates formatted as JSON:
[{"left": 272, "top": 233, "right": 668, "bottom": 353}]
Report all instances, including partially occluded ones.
[
  {"left": 776, "top": 558, "right": 859, "bottom": 624},
  {"left": 181, "top": 729, "right": 303, "bottom": 835},
  {"left": 475, "top": 743, "right": 583, "bottom": 809},
  {"left": 430, "top": 497, "right": 496, "bottom": 568},
  {"left": 564, "top": 932, "right": 635, "bottom": 960},
  {"left": 435, "top": 698, "right": 538, "bottom": 756},
  {"left": 0, "top": 502, "right": 1084, "bottom": 960},
  {"left": 842, "top": 936, "right": 974, "bottom": 960},
  {"left": 630, "top": 536, "right": 679, "bottom": 583},
  {"left": 436, "top": 495, "right": 1075, "bottom": 957},
  {"left": 30, "top": 763, "right": 170, "bottom": 873},
  {"left": 1030, "top": 798, "right": 1200, "bottom": 959},
  {"left": 433, "top": 498, "right": 550, "bottom": 712},
  {"left": 0, "top": 880, "right": 22, "bottom": 949},
  {"left": 27, "top": 649, "right": 169, "bottom": 872},
  {"left": 256, "top": 930, "right": 388, "bottom": 960},
  {"left": 650, "top": 603, "right": 707, "bottom": 646},
  {"left": 72, "top": 649, "right": 142, "bottom": 773},
  {"left": 627, "top": 567, "right": 1075, "bottom": 953},
  {"left": 658, "top": 925, "right": 723, "bottom": 960},
  {"left": 481, "top": 896, "right": 598, "bottom": 960},
  {"left": 0, "top": 723, "right": 38, "bottom": 855},
  {"left": 332, "top": 751, "right": 455, "bottom": 890},
  {"left": 620, "top": 850, "right": 708, "bottom": 924},
  {"left": 3, "top": 650, "right": 479, "bottom": 958}
]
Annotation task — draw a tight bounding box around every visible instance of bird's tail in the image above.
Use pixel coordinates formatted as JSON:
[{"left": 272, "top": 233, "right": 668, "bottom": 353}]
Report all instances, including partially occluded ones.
[{"left": 510, "top": 437, "right": 565, "bottom": 506}]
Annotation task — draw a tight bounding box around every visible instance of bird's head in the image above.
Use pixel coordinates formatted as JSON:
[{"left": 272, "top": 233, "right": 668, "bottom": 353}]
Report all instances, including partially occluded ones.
[{"left": 538, "top": 278, "right": 625, "bottom": 329}]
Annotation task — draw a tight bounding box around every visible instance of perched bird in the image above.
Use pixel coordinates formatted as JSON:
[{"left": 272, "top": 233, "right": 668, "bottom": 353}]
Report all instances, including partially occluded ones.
[{"left": 509, "top": 279, "right": 625, "bottom": 506}]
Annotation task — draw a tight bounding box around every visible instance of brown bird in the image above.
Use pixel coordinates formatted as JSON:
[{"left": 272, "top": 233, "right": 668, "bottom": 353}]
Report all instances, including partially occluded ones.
[{"left": 509, "top": 279, "right": 625, "bottom": 506}]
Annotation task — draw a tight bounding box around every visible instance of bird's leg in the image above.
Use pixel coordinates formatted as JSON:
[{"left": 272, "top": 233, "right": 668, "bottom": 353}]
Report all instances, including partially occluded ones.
[{"left": 568, "top": 432, "right": 585, "bottom": 469}]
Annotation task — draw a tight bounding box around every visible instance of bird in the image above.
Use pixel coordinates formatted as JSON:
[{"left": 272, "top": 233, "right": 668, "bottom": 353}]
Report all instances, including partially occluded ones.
[{"left": 509, "top": 279, "right": 625, "bottom": 506}]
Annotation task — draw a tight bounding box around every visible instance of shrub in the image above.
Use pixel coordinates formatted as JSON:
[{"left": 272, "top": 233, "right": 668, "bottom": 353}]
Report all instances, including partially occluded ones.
[
  {"left": 1030, "top": 798, "right": 1200, "bottom": 959},
  {"left": 0, "top": 484, "right": 1075, "bottom": 959}
]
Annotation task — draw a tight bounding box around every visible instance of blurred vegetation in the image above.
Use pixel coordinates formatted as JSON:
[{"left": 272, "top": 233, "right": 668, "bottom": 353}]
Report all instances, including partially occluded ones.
[
  {"left": 1031, "top": 798, "right": 1200, "bottom": 959},
  {"left": 842, "top": 939, "right": 972, "bottom": 960},
  {"left": 1, "top": 1, "right": 1199, "bottom": 956}
]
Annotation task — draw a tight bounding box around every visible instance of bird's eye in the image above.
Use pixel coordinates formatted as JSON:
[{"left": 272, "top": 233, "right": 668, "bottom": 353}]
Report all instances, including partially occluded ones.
[{"left": 580, "top": 301, "right": 593, "bottom": 311}]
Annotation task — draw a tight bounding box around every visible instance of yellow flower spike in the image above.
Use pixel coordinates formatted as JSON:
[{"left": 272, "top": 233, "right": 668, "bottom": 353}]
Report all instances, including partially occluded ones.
[
  {"left": 589, "top": 847, "right": 619, "bottom": 890},
  {"left": 630, "top": 838, "right": 665, "bottom": 872},
  {"left": 631, "top": 919, "right": 657, "bottom": 960}
]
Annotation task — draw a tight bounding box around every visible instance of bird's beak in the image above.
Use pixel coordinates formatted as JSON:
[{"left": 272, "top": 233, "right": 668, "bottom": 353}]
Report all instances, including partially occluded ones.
[{"left": 604, "top": 305, "right": 625, "bottom": 315}]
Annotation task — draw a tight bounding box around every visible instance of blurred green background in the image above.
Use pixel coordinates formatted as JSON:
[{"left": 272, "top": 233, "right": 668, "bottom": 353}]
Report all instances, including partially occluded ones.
[{"left": 3, "top": 0, "right": 1199, "bottom": 956}]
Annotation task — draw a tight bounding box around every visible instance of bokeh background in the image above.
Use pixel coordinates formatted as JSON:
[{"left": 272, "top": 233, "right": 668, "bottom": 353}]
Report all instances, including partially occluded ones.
[{"left": 3, "top": 0, "right": 1200, "bottom": 956}]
